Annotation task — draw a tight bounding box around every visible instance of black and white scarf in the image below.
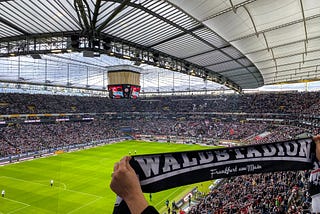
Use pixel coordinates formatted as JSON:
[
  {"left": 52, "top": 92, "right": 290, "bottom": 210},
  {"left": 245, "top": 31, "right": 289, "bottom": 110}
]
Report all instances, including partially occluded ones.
[{"left": 113, "top": 137, "right": 319, "bottom": 213}]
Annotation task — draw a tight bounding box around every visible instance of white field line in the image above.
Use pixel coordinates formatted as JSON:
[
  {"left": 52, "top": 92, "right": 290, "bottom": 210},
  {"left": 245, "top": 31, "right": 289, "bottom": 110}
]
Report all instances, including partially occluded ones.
[
  {"left": 154, "top": 186, "right": 184, "bottom": 208},
  {"left": 1, "top": 176, "right": 102, "bottom": 198},
  {"left": 7, "top": 205, "right": 30, "bottom": 214},
  {"left": 2, "top": 197, "right": 31, "bottom": 214},
  {"left": 67, "top": 197, "right": 102, "bottom": 214}
]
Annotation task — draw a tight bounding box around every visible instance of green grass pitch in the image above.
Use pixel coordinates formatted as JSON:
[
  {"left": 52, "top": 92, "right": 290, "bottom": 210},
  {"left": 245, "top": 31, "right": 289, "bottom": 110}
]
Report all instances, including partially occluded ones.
[{"left": 0, "top": 140, "right": 216, "bottom": 214}]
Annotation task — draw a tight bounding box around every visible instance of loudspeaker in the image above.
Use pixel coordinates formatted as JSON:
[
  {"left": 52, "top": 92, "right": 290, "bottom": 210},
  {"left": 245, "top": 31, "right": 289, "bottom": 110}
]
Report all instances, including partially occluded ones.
[
  {"left": 30, "top": 54, "right": 41, "bottom": 59},
  {"left": 103, "top": 38, "right": 112, "bottom": 53},
  {"left": 71, "top": 35, "right": 80, "bottom": 49}
]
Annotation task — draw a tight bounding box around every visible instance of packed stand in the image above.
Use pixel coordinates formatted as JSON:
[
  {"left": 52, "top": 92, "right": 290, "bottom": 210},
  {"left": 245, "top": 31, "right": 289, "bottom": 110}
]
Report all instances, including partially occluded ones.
[
  {"left": 1, "top": 91, "right": 320, "bottom": 115},
  {"left": 189, "top": 171, "right": 311, "bottom": 214},
  {"left": 0, "top": 120, "right": 121, "bottom": 157}
]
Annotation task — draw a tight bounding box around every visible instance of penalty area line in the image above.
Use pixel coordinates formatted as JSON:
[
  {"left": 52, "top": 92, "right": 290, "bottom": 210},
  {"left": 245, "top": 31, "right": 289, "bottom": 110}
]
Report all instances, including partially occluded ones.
[
  {"left": 2, "top": 197, "right": 31, "bottom": 214},
  {"left": 2, "top": 197, "right": 30, "bottom": 206},
  {"left": 2, "top": 176, "right": 102, "bottom": 198},
  {"left": 67, "top": 197, "right": 102, "bottom": 214}
]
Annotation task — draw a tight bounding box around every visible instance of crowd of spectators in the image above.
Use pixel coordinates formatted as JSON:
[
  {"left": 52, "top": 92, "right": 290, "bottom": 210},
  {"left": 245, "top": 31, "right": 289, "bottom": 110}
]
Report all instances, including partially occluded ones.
[
  {"left": 0, "top": 117, "right": 314, "bottom": 158},
  {"left": 1, "top": 91, "right": 320, "bottom": 115},
  {"left": 0, "top": 120, "right": 122, "bottom": 157},
  {"left": 2, "top": 90, "right": 319, "bottom": 157},
  {"left": 189, "top": 171, "right": 311, "bottom": 214}
]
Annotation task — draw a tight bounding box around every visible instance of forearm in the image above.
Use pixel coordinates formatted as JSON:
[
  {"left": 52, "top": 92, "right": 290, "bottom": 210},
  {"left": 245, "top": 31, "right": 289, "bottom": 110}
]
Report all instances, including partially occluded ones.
[
  {"left": 316, "top": 143, "right": 320, "bottom": 161},
  {"left": 314, "top": 135, "right": 320, "bottom": 160},
  {"left": 124, "top": 193, "right": 149, "bottom": 214}
]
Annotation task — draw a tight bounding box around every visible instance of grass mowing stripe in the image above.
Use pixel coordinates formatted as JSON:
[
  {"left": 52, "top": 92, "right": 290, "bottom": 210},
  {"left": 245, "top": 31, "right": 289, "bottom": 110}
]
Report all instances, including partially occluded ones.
[
  {"left": 0, "top": 140, "right": 217, "bottom": 213},
  {"left": 155, "top": 186, "right": 185, "bottom": 213},
  {"left": 7, "top": 204, "right": 30, "bottom": 214},
  {"left": 154, "top": 186, "right": 184, "bottom": 208},
  {"left": 2, "top": 197, "right": 31, "bottom": 206},
  {"left": 2, "top": 176, "right": 102, "bottom": 198},
  {"left": 1, "top": 197, "right": 31, "bottom": 214},
  {"left": 67, "top": 197, "right": 103, "bottom": 214}
]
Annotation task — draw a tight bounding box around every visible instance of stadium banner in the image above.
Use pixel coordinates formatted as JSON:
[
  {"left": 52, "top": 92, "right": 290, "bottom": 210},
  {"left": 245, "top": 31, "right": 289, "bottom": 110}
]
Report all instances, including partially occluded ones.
[
  {"left": 54, "top": 150, "right": 64, "bottom": 154},
  {"left": 130, "top": 137, "right": 316, "bottom": 193}
]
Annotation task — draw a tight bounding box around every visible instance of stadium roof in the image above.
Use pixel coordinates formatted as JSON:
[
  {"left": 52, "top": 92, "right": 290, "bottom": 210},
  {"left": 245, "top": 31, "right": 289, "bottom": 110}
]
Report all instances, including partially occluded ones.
[{"left": 0, "top": 0, "right": 319, "bottom": 93}]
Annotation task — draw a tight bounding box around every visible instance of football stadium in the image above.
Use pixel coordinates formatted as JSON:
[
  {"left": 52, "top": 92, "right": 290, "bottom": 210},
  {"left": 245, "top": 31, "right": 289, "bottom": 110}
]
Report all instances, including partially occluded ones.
[{"left": 1, "top": 0, "right": 320, "bottom": 214}]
